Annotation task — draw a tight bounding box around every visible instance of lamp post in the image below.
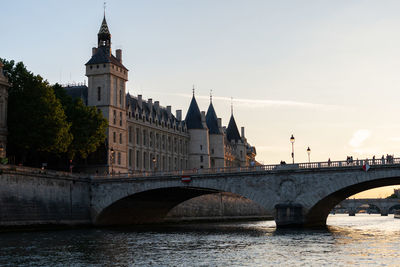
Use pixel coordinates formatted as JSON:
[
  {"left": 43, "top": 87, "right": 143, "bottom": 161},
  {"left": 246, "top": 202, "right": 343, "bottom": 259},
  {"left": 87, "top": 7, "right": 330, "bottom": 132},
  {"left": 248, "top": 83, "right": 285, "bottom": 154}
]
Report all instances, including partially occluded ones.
[
  {"left": 152, "top": 157, "right": 156, "bottom": 172},
  {"left": 110, "top": 148, "right": 115, "bottom": 175},
  {"left": 307, "top": 146, "right": 311, "bottom": 163},
  {"left": 290, "top": 134, "right": 295, "bottom": 164}
]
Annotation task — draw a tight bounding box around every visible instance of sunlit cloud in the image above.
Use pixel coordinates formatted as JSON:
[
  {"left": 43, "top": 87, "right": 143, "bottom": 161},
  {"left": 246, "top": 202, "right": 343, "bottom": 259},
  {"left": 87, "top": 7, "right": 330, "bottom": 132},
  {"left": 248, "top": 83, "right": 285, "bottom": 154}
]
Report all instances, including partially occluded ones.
[
  {"left": 349, "top": 129, "right": 371, "bottom": 148},
  {"left": 141, "top": 90, "right": 341, "bottom": 110},
  {"left": 389, "top": 137, "right": 400, "bottom": 142}
]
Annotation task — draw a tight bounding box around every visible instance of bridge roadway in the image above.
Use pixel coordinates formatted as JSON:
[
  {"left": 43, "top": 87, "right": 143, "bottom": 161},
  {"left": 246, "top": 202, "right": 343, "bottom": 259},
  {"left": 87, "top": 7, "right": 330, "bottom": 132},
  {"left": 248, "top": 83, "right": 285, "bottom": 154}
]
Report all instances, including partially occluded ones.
[
  {"left": 91, "top": 157, "right": 400, "bottom": 228},
  {"left": 339, "top": 198, "right": 400, "bottom": 216}
]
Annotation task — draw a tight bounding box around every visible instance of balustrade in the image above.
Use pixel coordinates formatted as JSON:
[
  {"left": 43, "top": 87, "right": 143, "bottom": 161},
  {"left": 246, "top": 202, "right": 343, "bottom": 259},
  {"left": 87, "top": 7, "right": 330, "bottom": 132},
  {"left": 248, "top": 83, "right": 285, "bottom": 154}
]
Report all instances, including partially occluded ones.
[{"left": 93, "top": 156, "right": 400, "bottom": 179}]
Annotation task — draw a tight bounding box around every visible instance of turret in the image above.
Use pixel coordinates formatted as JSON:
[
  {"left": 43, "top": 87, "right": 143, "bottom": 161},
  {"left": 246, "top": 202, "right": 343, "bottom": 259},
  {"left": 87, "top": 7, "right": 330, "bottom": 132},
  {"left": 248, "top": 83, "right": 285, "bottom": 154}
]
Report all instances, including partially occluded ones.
[
  {"left": 206, "top": 101, "right": 225, "bottom": 168},
  {"left": 185, "top": 93, "right": 210, "bottom": 169}
]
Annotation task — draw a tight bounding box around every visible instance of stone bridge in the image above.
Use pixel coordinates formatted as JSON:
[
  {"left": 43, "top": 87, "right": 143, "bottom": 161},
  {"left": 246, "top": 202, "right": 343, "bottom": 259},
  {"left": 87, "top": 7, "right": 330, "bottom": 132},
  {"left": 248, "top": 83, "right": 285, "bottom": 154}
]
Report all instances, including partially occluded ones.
[
  {"left": 339, "top": 198, "right": 400, "bottom": 216},
  {"left": 91, "top": 158, "right": 400, "bottom": 228}
]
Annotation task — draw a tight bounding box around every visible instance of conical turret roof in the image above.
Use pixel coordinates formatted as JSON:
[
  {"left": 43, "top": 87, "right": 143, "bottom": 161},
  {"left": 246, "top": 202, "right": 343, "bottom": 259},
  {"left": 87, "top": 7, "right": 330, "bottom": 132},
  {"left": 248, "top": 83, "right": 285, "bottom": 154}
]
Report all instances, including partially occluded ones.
[
  {"left": 226, "top": 114, "right": 241, "bottom": 142},
  {"left": 185, "top": 95, "right": 204, "bottom": 129},
  {"left": 206, "top": 102, "right": 221, "bottom": 134},
  {"left": 98, "top": 16, "right": 110, "bottom": 35}
]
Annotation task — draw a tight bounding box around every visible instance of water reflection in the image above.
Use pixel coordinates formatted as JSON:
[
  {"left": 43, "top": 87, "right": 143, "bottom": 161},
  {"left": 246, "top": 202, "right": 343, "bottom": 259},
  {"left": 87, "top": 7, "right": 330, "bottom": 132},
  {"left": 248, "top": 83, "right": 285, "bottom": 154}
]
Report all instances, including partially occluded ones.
[{"left": 0, "top": 215, "right": 399, "bottom": 266}]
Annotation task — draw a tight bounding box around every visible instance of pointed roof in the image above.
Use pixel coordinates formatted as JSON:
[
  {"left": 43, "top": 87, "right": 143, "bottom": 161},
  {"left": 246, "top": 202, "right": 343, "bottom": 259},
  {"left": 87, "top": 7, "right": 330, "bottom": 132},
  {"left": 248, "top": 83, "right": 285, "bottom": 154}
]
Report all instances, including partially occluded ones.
[
  {"left": 226, "top": 114, "right": 241, "bottom": 142},
  {"left": 98, "top": 16, "right": 110, "bottom": 35},
  {"left": 184, "top": 96, "right": 204, "bottom": 129},
  {"left": 206, "top": 102, "right": 221, "bottom": 134}
]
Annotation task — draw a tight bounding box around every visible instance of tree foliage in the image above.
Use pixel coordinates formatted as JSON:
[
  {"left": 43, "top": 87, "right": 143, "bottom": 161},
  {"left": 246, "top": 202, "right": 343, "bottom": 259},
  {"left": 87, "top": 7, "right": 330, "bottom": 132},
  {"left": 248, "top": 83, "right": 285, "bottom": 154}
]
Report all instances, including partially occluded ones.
[
  {"left": 0, "top": 58, "right": 107, "bottom": 169},
  {"left": 53, "top": 84, "right": 107, "bottom": 159},
  {"left": 1, "top": 58, "right": 72, "bottom": 157}
]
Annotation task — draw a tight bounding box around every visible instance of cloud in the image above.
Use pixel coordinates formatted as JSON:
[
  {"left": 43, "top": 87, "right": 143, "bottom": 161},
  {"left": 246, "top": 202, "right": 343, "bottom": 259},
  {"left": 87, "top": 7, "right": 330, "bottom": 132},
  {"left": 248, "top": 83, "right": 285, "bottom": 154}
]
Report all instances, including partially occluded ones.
[
  {"left": 389, "top": 137, "right": 400, "bottom": 142},
  {"left": 142, "top": 90, "right": 341, "bottom": 110},
  {"left": 349, "top": 129, "right": 371, "bottom": 148}
]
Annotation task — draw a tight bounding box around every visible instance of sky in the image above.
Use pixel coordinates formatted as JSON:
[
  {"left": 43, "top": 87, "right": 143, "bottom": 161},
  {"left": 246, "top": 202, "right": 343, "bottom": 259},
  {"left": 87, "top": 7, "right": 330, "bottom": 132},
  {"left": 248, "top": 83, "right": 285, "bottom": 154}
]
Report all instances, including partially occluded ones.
[{"left": 2, "top": 0, "right": 400, "bottom": 197}]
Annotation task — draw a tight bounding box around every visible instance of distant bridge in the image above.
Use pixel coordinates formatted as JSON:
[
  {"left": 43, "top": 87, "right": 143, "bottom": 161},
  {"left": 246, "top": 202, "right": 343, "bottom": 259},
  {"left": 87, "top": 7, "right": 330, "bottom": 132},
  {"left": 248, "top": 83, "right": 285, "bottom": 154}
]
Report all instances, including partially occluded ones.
[
  {"left": 90, "top": 157, "right": 400, "bottom": 228},
  {"left": 339, "top": 198, "right": 400, "bottom": 216}
]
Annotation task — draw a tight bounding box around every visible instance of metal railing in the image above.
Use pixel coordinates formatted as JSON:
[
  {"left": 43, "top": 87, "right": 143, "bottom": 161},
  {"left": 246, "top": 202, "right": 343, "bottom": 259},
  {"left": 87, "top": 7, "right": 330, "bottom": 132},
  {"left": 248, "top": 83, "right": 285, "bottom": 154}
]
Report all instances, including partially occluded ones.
[{"left": 93, "top": 156, "right": 400, "bottom": 180}]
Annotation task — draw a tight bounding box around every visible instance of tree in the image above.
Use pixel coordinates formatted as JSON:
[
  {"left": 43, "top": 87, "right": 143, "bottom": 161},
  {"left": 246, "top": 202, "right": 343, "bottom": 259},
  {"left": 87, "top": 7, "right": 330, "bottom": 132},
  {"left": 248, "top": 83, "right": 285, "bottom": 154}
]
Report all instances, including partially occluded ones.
[
  {"left": 53, "top": 84, "right": 107, "bottom": 160},
  {"left": 1, "top": 59, "right": 72, "bottom": 165}
]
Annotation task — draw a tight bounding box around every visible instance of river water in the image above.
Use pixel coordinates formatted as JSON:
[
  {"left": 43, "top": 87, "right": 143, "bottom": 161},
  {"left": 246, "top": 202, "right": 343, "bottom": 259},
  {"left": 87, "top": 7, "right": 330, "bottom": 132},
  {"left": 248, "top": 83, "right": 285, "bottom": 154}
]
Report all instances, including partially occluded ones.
[{"left": 0, "top": 214, "right": 399, "bottom": 266}]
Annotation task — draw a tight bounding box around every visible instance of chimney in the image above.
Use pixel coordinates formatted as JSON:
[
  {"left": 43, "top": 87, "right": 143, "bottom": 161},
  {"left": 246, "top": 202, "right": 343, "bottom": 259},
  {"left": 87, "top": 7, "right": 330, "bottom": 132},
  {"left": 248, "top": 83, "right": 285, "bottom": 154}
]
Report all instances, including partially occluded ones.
[
  {"left": 116, "top": 49, "right": 122, "bottom": 63},
  {"left": 201, "top": 111, "right": 207, "bottom": 128},
  {"left": 217, "top": 118, "right": 222, "bottom": 132},
  {"left": 138, "top": 95, "right": 142, "bottom": 108},
  {"left": 154, "top": 101, "right": 160, "bottom": 112},
  {"left": 92, "top": 47, "right": 97, "bottom": 56},
  {"left": 148, "top": 99, "right": 153, "bottom": 115},
  {"left": 241, "top": 127, "right": 245, "bottom": 138},
  {"left": 167, "top": 106, "right": 171, "bottom": 117},
  {"left": 176, "top": 110, "right": 182, "bottom": 121}
]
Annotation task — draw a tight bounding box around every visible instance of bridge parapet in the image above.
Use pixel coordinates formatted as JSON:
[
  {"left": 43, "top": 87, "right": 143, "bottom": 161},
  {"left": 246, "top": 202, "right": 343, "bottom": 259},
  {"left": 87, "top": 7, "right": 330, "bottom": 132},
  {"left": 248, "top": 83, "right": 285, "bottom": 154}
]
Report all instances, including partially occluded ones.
[{"left": 92, "top": 157, "right": 400, "bottom": 180}]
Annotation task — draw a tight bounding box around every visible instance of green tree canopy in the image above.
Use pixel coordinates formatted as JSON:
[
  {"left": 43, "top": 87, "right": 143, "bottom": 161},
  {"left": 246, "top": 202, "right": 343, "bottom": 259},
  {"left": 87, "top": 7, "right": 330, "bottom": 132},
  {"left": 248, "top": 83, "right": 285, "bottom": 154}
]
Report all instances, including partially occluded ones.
[
  {"left": 53, "top": 84, "right": 107, "bottom": 159},
  {"left": 1, "top": 58, "right": 72, "bottom": 157}
]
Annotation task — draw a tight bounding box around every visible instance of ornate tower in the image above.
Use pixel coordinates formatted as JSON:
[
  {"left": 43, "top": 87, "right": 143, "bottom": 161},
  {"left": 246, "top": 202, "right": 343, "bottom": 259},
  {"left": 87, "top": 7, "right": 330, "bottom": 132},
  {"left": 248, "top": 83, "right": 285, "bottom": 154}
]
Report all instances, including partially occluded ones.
[{"left": 85, "top": 15, "right": 128, "bottom": 174}]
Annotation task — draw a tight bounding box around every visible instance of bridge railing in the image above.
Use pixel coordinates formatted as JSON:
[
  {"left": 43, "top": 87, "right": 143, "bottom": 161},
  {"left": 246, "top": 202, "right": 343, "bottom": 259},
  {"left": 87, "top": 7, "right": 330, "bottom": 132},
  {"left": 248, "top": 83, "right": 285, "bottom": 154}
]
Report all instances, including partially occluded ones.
[{"left": 93, "top": 156, "right": 400, "bottom": 179}]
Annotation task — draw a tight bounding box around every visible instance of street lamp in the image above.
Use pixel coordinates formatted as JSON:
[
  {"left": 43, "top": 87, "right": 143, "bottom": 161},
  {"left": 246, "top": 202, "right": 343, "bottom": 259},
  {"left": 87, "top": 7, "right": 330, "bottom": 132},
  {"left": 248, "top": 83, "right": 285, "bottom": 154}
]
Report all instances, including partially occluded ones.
[
  {"left": 307, "top": 147, "right": 311, "bottom": 163},
  {"left": 152, "top": 157, "right": 156, "bottom": 172},
  {"left": 290, "top": 134, "right": 295, "bottom": 164},
  {"left": 110, "top": 148, "right": 115, "bottom": 175}
]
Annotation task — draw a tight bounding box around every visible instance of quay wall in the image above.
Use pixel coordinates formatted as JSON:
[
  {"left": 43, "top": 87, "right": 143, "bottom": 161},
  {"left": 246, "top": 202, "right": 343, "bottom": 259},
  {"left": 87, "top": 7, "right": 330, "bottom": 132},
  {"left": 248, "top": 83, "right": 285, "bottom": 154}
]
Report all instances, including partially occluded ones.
[{"left": 0, "top": 166, "right": 91, "bottom": 228}]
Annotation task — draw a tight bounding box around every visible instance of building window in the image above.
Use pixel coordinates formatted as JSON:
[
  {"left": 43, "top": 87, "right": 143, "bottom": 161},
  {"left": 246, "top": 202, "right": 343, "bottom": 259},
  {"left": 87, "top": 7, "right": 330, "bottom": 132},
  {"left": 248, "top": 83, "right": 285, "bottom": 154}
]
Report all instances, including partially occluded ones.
[
  {"left": 129, "top": 149, "right": 133, "bottom": 167},
  {"left": 119, "top": 112, "right": 122, "bottom": 126},
  {"left": 113, "top": 110, "right": 116, "bottom": 125},
  {"left": 150, "top": 132, "right": 153, "bottom": 148},
  {"left": 200, "top": 145, "right": 203, "bottom": 150},
  {"left": 240, "top": 150, "right": 243, "bottom": 158},
  {"left": 136, "top": 128, "right": 140, "bottom": 145},
  {"left": 212, "top": 148, "right": 214, "bottom": 154},
  {"left": 97, "top": 87, "right": 101, "bottom": 101},
  {"left": 119, "top": 90, "right": 122, "bottom": 106},
  {"left": 143, "top": 152, "right": 147, "bottom": 169},
  {"left": 119, "top": 133, "right": 122, "bottom": 144},
  {"left": 136, "top": 150, "right": 140, "bottom": 168},
  {"left": 143, "top": 130, "right": 147, "bottom": 146},
  {"left": 113, "top": 132, "right": 116, "bottom": 143},
  {"left": 117, "top": 152, "right": 121, "bottom": 165},
  {"left": 129, "top": 126, "right": 132, "bottom": 143},
  {"left": 200, "top": 155, "right": 203, "bottom": 163},
  {"left": 174, "top": 138, "right": 177, "bottom": 153}
]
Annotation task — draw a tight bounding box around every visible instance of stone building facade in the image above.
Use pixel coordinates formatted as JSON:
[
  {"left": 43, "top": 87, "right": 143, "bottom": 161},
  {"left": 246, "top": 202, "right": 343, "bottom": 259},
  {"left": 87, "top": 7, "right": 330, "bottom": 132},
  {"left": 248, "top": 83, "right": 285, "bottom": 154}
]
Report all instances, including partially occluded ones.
[
  {"left": 0, "top": 62, "right": 9, "bottom": 158},
  {"left": 65, "top": 15, "right": 257, "bottom": 174}
]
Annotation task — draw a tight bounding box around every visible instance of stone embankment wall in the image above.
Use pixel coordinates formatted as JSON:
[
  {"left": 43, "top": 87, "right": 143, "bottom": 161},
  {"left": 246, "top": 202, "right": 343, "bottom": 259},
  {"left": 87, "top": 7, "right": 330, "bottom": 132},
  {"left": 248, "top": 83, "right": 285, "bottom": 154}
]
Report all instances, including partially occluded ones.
[
  {"left": 0, "top": 166, "right": 91, "bottom": 228},
  {"left": 166, "top": 192, "right": 271, "bottom": 221}
]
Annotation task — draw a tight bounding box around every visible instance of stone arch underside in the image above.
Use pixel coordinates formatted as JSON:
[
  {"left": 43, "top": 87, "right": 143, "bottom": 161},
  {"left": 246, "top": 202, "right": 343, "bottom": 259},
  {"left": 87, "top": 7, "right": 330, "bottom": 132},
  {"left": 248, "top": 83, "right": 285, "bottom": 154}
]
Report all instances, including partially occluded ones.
[
  {"left": 305, "top": 177, "right": 400, "bottom": 227},
  {"left": 95, "top": 187, "right": 223, "bottom": 225}
]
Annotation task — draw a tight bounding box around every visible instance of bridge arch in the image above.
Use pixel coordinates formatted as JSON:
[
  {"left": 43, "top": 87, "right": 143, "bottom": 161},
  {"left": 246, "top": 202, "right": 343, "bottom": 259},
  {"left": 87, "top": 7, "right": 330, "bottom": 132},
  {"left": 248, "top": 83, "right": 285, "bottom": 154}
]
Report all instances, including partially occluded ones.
[
  {"left": 91, "top": 174, "right": 273, "bottom": 226},
  {"left": 305, "top": 177, "right": 400, "bottom": 227},
  {"left": 95, "top": 187, "right": 222, "bottom": 225}
]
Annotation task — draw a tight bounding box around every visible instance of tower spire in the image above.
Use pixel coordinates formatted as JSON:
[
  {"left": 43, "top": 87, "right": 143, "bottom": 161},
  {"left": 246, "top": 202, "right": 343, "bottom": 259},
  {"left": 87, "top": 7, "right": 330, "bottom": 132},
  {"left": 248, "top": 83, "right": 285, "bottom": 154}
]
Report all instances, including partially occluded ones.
[
  {"left": 231, "top": 97, "right": 233, "bottom": 115},
  {"left": 192, "top": 84, "right": 195, "bottom": 97},
  {"left": 210, "top": 89, "right": 213, "bottom": 103},
  {"left": 104, "top": 2, "right": 106, "bottom": 17}
]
